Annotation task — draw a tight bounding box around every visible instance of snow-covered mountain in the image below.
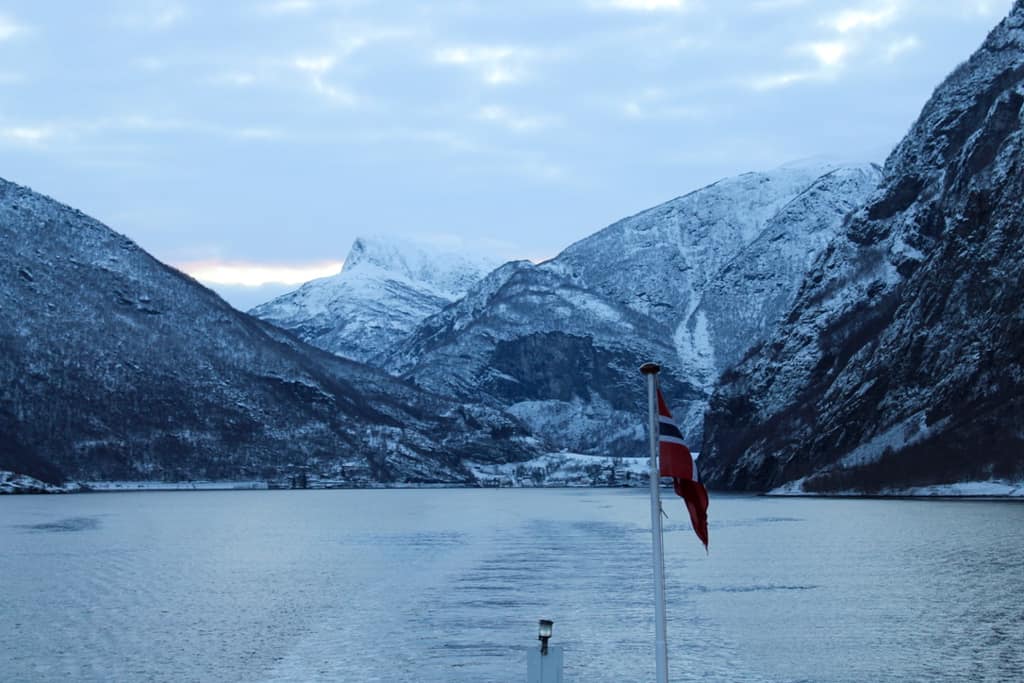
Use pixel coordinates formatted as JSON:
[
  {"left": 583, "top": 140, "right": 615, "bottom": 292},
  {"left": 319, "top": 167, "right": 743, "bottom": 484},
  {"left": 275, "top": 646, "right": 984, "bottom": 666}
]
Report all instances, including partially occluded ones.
[
  {"left": 385, "top": 160, "right": 880, "bottom": 455},
  {"left": 0, "top": 180, "right": 537, "bottom": 485},
  {"left": 250, "top": 237, "right": 497, "bottom": 363},
  {"left": 701, "top": 1, "right": 1024, "bottom": 493}
]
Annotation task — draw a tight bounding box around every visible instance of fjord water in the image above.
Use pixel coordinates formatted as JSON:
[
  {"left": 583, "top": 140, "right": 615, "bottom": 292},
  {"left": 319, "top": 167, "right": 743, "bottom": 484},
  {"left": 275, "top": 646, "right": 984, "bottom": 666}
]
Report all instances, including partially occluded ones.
[{"left": 1, "top": 490, "right": 1021, "bottom": 682}]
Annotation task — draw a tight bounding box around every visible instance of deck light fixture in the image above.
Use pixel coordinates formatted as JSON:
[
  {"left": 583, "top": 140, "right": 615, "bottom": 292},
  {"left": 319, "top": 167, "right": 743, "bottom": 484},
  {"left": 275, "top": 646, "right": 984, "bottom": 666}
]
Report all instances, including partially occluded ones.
[{"left": 538, "top": 619, "right": 553, "bottom": 655}]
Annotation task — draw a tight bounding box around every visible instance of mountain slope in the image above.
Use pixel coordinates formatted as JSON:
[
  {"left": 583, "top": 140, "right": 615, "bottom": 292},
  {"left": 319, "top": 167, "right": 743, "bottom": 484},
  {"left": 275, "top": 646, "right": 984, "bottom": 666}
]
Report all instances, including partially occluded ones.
[
  {"left": 386, "top": 161, "right": 880, "bottom": 454},
  {"left": 701, "top": 2, "right": 1024, "bottom": 493},
  {"left": 387, "top": 259, "right": 692, "bottom": 455},
  {"left": 250, "top": 237, "right": 496, "bottom": 364},
  {"left": 0, "top": 180, "right": 536, "bottom": 485}
]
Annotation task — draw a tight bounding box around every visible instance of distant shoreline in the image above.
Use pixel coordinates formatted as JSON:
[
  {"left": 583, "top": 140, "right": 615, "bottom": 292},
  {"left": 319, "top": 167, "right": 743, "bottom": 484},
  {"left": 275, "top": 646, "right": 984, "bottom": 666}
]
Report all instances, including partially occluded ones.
[
  {"left": 762, "top": 492, "right": 1024, "bottom": 502},
  {"left": 3, "top": 476, "right": 1023, "bottom": 500}
]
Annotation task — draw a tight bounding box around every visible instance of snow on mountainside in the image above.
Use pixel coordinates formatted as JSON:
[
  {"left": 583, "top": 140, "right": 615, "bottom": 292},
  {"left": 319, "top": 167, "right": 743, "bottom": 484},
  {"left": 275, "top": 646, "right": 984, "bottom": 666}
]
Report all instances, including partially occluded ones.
[
  {"left": 385, "top": 160, "right": 880, "bottom": 456},
  {"left": 0, "top": 470, "right": 82, "bottom": 494},
  {"left": 0, "top": 180, "right": 537, "bottom": 486},
  {"left": 250, "top": 237, "right": 497, "bottom": 363},
  {"left": 388, "top": 259, "right": 691, "bottom": 456},
  {"left": 677, "top": 165, "right": 881, "bottom": 384},
  {"left": 702, "top": 1, "right": 1024, "bottom": 493}
]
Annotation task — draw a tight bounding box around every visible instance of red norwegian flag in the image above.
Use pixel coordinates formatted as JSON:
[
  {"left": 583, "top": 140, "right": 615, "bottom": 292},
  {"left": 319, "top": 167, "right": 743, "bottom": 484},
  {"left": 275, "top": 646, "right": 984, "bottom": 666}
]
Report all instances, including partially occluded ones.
[{"left": 656, "top": 387, "right": 709, "bottom": 549}]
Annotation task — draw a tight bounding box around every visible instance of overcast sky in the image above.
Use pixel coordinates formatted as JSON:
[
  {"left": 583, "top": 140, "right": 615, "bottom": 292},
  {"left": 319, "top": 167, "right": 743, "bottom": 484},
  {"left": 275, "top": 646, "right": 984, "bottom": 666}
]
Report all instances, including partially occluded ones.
[{"left": 0, "top": 0, "right": 1013, "bottom": 308}]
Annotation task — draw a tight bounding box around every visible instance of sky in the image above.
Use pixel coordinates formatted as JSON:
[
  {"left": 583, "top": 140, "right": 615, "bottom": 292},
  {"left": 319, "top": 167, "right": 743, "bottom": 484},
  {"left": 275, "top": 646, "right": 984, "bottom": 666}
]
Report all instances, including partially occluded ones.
[{"left": 0, "top": 0, "right": 1014, "bottom": 309}]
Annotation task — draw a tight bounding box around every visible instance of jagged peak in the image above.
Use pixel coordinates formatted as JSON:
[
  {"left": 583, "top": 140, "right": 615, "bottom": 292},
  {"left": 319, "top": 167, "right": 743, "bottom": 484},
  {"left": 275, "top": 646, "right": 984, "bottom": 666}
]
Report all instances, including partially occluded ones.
[{"left": 341, "top": 235, "right": 498, "bottom": 295}]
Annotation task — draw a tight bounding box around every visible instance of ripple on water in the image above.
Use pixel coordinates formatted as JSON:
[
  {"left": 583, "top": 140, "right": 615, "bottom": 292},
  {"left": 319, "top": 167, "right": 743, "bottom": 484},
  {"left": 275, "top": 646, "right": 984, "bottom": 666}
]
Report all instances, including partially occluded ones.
[
  {"left": 18, "top": 517, "right": 101, "bottom": 533},
  {"left": 681, "top": 583, "right": 820, "bottom": 593}
]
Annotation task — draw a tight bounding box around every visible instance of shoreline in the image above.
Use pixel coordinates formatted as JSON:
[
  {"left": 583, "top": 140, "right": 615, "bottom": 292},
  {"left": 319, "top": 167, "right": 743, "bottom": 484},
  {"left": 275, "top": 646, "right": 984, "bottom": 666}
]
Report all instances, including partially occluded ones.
[{"left": 3, "top": 478, "right": 1023, "bottom": 500}]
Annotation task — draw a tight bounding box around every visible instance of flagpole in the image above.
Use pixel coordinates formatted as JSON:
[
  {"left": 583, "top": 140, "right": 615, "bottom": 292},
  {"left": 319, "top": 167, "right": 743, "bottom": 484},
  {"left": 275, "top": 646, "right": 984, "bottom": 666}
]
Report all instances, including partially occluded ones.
[{"left": 641, "top": 362, "right": 669, "bottom": 683}]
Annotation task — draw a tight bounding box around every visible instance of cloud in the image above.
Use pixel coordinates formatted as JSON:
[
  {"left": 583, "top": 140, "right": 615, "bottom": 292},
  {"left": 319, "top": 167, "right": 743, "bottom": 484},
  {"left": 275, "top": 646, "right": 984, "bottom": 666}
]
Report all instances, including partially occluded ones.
[
  {"left": 618, "top": 87, "right": 705, "bottom": 120},
  {"left": 747, "top": 2, "right": 911, "bottom": 91},
  {"left": 333, "top": 25, "right": 420, "bottom": 57},
  {"left": 521, "top": 161, "right": 567, "bottom": 183},
  {"left": 964, "top": 1, "right": 1004, "bottom": 17},
  {"left": 115, "top": 115, "right": 190, "bottom": 132},
  {"left": 292, "top": 55, "right": 358, "bottom": 105},
  {"left": 293, "top": 55, "right": 336, "bottom": 74},
  {"left": 208, "top": 71, "right": 259, "bottom": 87},
  {"left": 0, "top": 14, "right": 26, "bottom": 41},
  {"left": 621, "top": 101, "right": 703, "bottom": 119},
  {"left": 827, "top": 4, "right": 899, "bottom": 33},
  {"left": 801, "top": 40, "right": 851, "bottom": 67},
  {"left": 136, "top": 57, "right": 170, "bottom": 71},
  {"left": 289, "top": 26, "right": 415, "bottom": 105},
  {"left": 110, "top": 116, "right": 286, "bottom": 141},
  {"left": 398, "top": 231, "right": 531, "bottom": 262},
  {"left": 589, "top": 0, "right": 689, "bottom": 11},
  {"left": 261, "top": 0, "right": 316, "bottom": 14},
  {"left": 433, "top": 45, "right": 538, "bottom": 85},
  {"left": 476, "top": 105, "right": 556, "bottom": 132},
  {"left": 0, "top": 126, "right": 53, "bottom": 144},
  {"left": 310, "top": 78, "right": 358, "bottom": 106},
  {"left": 387, "top": 127, "right": 483, "bottom": 154},
  {"left": 153, "top": 3, "right": 187, "bottom": 28},
  {"left": 179, "top": 260, "right": 343, "bottom": 287},
  {"left": 748, "top": 1, "right": 915, "bottom": 92},
  {"left": 3, "top": 117, "right": 186, "bottom": 147},
  {"left": 746, "top": 71, "right": 817, "bottom": 91},
  {"left": 751, "top": 0, "right": 811, "bottom": 10},
  {"left": 884, "top": 35, "right": 919, "bottom": 61},
  {"left": 747, "top": 36, "right": 857, "bottom": 91},
  {"left": 0, "top": 116, "right": 287, "bottom": 147},
  {"left": 114, "top": 2, "right": 188, "bottom": 30},
  {"left": 233, "top": 127, "right": 283, "bottom": 140},
  {"left": 746, "top": 60, "right": 840, "bottom": 92}
]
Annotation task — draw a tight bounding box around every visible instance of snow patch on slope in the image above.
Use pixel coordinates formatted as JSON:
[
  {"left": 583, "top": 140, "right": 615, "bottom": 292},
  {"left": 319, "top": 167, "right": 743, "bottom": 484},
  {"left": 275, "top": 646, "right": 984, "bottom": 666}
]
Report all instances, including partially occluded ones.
[
  {"left": 506, "top": 397, "right": 646, "bottom": 457},
  {"left": 0, "top": 471, "right": 82, "bottom": 494},
  {"left": 835, "top": 411, "right": 945, "bottom": 469}
]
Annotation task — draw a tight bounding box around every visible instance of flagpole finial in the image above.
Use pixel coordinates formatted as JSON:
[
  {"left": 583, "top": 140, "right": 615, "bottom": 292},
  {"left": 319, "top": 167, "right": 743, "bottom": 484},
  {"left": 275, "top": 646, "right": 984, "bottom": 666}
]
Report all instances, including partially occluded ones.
[{"left": 640, "top": 362, "right": 660, "bottom": 375}]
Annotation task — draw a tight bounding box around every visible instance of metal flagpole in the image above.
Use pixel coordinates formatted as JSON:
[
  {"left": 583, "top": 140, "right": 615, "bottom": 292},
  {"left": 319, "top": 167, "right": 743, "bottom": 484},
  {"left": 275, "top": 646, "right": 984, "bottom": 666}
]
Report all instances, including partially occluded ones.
[{"left": 641, "top": 362, "right": 669, "bottom": 683}]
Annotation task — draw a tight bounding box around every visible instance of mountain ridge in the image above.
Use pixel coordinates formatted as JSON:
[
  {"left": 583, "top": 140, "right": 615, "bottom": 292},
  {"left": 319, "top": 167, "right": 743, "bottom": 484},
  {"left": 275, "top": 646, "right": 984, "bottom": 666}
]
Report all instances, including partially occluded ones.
[
  {"left": 701, "top": 1, "right": 1024, "bottom": 493},
  {"left": 0, "top": 178, "right": 537, "bottom": 485},
  {"left": 380, "top": 161, "right": 880, "bottom": 455}
]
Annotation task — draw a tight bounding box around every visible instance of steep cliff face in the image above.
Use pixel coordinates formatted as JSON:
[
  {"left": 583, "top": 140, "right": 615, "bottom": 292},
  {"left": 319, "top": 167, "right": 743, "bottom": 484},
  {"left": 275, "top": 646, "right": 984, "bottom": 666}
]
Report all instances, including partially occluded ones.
[
  {"left": 385, "top": 162, "right": 879, "bottom": 454},
  {"left": 250, "top": 237, "right": 496, "bottom": 364},
  {"left": 702, "top": 2, "right": 1024, "bottom": 492},
  {"left": 0, "top": 180, "right": 536, "bottom": 485}
]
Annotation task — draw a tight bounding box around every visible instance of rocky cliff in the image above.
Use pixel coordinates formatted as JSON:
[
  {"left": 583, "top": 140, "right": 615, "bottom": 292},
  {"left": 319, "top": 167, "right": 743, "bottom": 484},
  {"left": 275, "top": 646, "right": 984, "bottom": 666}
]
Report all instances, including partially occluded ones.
[{"left": 701, "top": 2, "right": 1024, "bottom": 493}]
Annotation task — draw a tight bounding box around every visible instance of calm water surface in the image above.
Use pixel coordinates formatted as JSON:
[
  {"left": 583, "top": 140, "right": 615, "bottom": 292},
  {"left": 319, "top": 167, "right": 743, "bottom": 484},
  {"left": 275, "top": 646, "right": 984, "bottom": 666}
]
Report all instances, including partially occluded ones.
[{"left": 1, "top": 489, "right": 1022, "bottom": 682}]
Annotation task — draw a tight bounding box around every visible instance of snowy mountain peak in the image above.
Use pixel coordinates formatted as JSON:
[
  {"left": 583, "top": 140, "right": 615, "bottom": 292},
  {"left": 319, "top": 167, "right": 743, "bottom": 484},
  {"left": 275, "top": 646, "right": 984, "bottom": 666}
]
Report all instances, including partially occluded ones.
[
  {"left": 251, "top": 235, "right": 499, "bottom": 363},
  {"left": 342, "top": 235, "right": 498, "bottom": 297}
]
